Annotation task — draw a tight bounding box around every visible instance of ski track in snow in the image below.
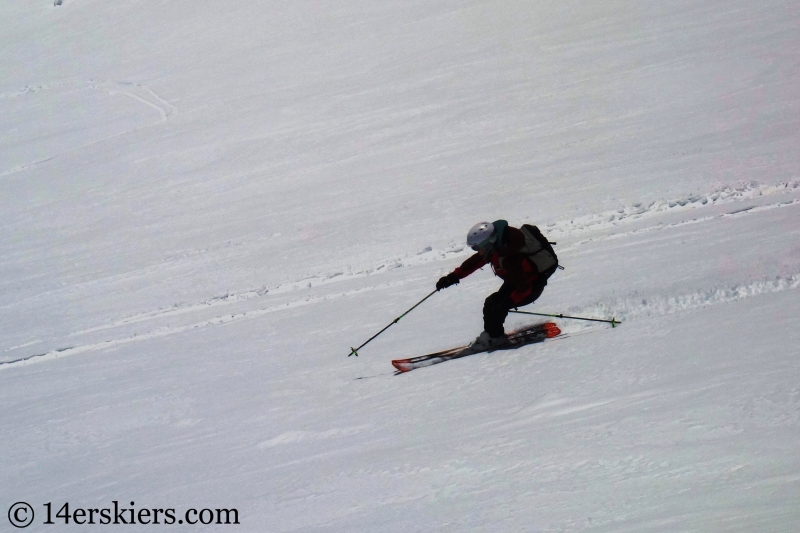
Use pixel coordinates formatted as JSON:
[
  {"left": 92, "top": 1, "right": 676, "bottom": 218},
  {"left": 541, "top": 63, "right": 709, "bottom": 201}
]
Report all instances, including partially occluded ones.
[
  {"left": 258, "top": 426, "right": 372, "bottom": 449},
  {"left": 562, "top": 197, "right": 800, "bottom": 250},
  {"left": 0, "top": 80, "right": 176, "bottom": 178},
  {"left": 0, "top": 79, "right": 176, "bottom": 117},
  {"left": 2, "top": 274, "right": 798, "bottom": 371},
  {"left": 0, "top": 80, "right": 74, "bottom": 99},
  {"left": 542, "top": 180, "right": 800, "bottom": 239},
  {"left": 0, "top": 279, "right": 418, "bottom": 370},
  {"left": 89, "top": 80, "right": 178, "bottom": 123},
  {"left": 2, "top": 180, "right": 799, "bottom": 369},
  {"left": 67, "top": 180, "right": 800, "bottom": 333},
  {"left": 562, "top": 274, "right": 800, "bottom": 335}
]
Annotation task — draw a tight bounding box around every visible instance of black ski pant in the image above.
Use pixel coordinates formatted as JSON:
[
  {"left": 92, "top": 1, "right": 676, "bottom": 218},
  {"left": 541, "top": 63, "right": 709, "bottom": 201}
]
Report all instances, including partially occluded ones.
[{"left": 483, "top": 269, "right": 555, "bottom": 338}]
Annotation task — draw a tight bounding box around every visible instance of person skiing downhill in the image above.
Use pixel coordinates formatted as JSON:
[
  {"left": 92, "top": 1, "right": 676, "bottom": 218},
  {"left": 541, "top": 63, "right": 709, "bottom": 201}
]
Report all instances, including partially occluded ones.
[{"left": 436, "top": 220, "right": 559, "bottom": 350}]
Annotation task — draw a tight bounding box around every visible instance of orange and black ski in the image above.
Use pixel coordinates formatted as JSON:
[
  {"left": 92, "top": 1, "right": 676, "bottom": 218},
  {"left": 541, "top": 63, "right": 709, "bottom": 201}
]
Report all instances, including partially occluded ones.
[{"left": 391, "top": 322, "right": 561, "bottom": 373}]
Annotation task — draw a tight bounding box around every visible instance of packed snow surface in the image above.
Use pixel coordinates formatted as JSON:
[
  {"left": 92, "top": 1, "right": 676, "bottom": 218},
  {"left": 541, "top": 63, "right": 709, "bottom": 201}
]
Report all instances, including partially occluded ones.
[{"left": 2, "top": 0, "right": 799, "bottom": 531}]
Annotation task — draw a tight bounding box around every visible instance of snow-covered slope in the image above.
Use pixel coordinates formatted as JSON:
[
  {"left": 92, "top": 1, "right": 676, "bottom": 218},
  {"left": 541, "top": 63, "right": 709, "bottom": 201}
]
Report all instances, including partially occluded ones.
[{"left": 2, "top": 0, "right": 799, "bottom": 531}]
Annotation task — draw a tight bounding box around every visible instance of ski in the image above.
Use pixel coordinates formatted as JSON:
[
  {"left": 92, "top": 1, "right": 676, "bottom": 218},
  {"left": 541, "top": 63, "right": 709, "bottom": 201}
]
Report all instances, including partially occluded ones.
[{"left": 392, "top": 322, "right": 561, "bottom": 373}]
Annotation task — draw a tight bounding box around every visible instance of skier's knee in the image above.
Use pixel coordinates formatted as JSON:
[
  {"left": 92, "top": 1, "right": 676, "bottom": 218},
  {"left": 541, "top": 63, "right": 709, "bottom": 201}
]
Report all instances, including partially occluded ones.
[{"left": 484, "top": 292, "right": 505, "bottom": 311}]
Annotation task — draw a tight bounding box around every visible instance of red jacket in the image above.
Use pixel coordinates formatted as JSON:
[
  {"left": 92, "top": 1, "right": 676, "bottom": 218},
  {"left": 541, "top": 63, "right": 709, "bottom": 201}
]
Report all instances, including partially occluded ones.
[{"left": 452, "top": 226, "right": 539, "bottom": 304}]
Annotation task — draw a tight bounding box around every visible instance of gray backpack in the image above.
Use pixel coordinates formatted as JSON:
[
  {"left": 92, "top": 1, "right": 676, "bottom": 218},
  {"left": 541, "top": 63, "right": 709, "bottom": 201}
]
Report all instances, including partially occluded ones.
[{"left": 518, "top": 224, "right": 559, "bottom": 274}]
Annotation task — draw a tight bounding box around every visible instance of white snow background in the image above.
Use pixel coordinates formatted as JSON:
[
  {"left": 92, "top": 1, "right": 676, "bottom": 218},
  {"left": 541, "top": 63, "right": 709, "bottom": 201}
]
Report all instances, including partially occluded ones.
[{"left": 2, "top": 0, "right": 799, "bottom": 531}]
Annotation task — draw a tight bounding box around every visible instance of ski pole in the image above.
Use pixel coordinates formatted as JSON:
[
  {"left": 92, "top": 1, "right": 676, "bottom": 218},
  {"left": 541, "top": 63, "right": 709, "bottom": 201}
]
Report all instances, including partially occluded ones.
[
  {"left": 509, "top": 309, "right": 621, "bottom": 328},
  {"left": 348, "top": 289, "right": 439, "bottom": 357}
]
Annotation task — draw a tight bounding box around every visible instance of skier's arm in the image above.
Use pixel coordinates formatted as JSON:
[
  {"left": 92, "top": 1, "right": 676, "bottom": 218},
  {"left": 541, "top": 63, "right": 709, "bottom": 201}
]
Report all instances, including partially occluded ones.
[
  {"left": 436, "top": 252, "right": 486, "bottom": 290},
  {"left": 453, "top": 253, "right": 487, "bottom": 279}
]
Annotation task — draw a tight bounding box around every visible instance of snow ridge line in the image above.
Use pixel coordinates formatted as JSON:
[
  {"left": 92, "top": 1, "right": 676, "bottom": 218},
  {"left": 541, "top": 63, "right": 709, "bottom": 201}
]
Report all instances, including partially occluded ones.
[
  {"left": 571, "top": 274, "right": 800, "bottom": 329},
  {"left": 0, "top": 279, "right": 415, "bottom": 371},
  {"left": 70, "top": 182, "right": 799, "bottom": 335}
]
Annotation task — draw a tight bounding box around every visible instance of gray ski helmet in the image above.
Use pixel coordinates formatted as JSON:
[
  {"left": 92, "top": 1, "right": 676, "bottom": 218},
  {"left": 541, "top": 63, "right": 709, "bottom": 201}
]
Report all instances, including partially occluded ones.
[{"left": 466, "top": 221, "right": 496, "bottom": 251}]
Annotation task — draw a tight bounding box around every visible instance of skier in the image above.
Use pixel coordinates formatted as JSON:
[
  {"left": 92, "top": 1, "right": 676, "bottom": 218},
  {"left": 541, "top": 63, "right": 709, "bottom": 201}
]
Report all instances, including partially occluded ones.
[{"left": 436, "top": 220, "right": 559, "bottom": 350}]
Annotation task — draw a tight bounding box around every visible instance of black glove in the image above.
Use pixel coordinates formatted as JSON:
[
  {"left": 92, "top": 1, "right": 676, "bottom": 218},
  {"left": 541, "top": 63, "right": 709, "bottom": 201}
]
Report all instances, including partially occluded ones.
[{"left": 436, "top": 273, "right": 460, "bottom": 291}]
